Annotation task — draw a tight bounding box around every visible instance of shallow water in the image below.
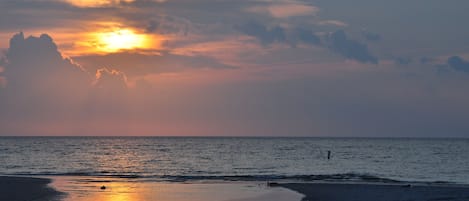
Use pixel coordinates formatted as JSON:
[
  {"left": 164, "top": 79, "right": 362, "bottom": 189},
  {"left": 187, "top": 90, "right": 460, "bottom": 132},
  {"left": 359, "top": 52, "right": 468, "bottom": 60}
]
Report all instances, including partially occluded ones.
[
  {"left": 49, "top": 176, "right": 303, "bottom": 201},
  {"left": 1, "top": 137, "right": 469, "bottom": 184}
]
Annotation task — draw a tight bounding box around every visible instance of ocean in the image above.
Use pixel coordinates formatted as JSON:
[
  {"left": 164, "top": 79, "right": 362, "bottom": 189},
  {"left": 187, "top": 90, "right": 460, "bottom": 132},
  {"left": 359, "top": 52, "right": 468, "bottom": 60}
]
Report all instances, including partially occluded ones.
[{"left": 1, "top": 137, "right": 468, "bottom": 184}]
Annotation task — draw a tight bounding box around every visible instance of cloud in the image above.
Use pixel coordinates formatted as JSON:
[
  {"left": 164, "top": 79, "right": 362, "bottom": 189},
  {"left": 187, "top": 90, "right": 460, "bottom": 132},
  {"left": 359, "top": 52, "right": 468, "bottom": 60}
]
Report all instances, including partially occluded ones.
[
  {"left": 63, "top": 0, "right": 152, "bottom": 8},
  {"left": 326, "top": 30, "right": 378, "bottom": 64},
  {"left": 420, "top": 57, "right": 434, "bottom": 64},
  {"left": 0, "top": 32, "right": 130, "bottom": 125},
  {"left": 235, "top": 24, "right": 380, "bottom": 64},
  {"left": 317, "top": 20, "right": 348, "bottom": 27},
  {"left": 144, "top": 16, "right": 190, "bottom": 35},
  {"left": 3, "top": 32, "right": 91, "bottom": 92},
  {"left": 235, "top": 21, "right": 286, "bottom": 46},
  {"left": 235, "top": 21, "right": 322, "bottom": 47},
  {"left": 64, "top": 0, "right": 169, "bottom": 8},
  {"left": 94, "top": 68, "right": 128, "bottom": 90},
  {"left": 395, "top": 57, "right": 412, "bottom": 65},
  {"left": 73, "top": 51, "right": 236, "bottom": 77},
  {"left": 447, "top": 56, "right": 469, "bottom": 73},
  {"left": 289, "top": 27, "right": 321, "bottom": 46},
  {"left": 362, "top": 31, "right": 381, "bottom": 42},
  {"left": 246, "top": 3, "right": 319, "bottom": 18},
  {"left": 1, "top": 32, "right": 469, "bottom": 137},
  {"left": 0, "top": 56, "right": 5, "bottom": 86}
]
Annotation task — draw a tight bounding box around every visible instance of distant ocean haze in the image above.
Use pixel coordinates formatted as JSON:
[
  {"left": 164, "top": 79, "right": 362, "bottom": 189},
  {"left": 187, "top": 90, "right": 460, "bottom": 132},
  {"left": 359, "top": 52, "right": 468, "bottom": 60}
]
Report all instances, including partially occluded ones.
[{"left": 0, "top": 137, "right": 468, "bottom": 184}]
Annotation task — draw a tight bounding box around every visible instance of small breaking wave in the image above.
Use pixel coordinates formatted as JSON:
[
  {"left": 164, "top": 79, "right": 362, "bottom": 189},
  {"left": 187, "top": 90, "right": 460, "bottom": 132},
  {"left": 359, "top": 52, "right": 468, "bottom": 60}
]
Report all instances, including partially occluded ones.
[{"left": 6, "top": 172, "right": 428, "bottom": 184}]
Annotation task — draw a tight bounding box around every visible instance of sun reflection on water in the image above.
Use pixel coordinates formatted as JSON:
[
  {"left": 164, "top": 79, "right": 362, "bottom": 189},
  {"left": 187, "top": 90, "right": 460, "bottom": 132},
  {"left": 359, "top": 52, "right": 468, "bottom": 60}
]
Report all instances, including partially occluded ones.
[{"left": 49, "top": 176, "right": 303, "bottom": 201}]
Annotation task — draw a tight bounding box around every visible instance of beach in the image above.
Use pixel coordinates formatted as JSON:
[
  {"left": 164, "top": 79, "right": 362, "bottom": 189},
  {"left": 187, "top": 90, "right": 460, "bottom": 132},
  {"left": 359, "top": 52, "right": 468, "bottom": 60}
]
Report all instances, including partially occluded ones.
[
  {"left": 46, "top": 176, "right": 303, "bottom": 201},
  {"left": 0, "top": 176, "right": 62, "bottom": 201},
  {"left": 3, "top": 176, "right": 469, "bottom": 201},
  {"left": 279, "top": 182, "right": 469, "bottom": 201}
]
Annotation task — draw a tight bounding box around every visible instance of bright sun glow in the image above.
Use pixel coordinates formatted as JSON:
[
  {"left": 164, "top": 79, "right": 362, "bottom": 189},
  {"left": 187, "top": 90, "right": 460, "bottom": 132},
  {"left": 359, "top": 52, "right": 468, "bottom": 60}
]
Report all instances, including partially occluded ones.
[
  {"left": 66, "top": 0, "right": 135, "bottom": 7},
  {"left": 97, "top": 29, "right": 149, "bottom": 52}
]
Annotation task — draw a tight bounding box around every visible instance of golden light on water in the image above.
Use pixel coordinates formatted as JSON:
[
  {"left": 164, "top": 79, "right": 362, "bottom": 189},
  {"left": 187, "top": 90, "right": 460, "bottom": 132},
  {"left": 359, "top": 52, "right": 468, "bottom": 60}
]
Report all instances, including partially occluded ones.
[
  {"left": 50, "top": 177, "right": 301, "bottom": 201},
  {"left": 96, "top": 29, "right": 149, "bottom": 52}
]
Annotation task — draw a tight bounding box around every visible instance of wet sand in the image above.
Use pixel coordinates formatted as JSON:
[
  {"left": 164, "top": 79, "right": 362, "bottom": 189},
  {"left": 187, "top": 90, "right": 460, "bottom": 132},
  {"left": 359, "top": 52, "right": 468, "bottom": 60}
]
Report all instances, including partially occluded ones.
[
  {"left": 48, "top": 176, "right": 304, "bottom": 201},
  {"left": 0, "top": 176, "right": 62, "bottom": 201},
  {"left": 4, "top": 175, "right": 469, "bottom": 201},
  {"left": 279, "top": 182, "right": 469, "bottom": 201}
]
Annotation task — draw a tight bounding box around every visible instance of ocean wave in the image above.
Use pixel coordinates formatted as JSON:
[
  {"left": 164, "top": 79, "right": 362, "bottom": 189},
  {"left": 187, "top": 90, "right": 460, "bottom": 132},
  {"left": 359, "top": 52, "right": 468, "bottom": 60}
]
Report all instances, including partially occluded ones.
[{"left": 6, "top": 172, "right": 430, "bottom": 184}]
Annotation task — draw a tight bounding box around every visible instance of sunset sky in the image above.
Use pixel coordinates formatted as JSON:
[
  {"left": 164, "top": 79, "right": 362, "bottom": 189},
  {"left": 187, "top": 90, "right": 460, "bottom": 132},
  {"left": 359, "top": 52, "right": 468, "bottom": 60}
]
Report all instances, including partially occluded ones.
[{"left": 1, "top": 0, "right": 469, "bottom": 137}]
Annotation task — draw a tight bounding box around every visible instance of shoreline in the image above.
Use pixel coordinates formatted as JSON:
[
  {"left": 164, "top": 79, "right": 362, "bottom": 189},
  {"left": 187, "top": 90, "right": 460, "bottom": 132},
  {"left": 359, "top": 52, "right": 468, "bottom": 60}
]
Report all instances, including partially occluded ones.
[
  {"left": 0, "top": 176, "right": 63, "bottom": 201},
  {"left": 3, "top": 175, "right": 469, "bottom": 201}
]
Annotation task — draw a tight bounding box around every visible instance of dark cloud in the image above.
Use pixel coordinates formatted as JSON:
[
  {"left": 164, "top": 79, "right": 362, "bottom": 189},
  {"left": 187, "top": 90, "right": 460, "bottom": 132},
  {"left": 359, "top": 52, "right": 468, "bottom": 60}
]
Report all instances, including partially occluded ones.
[
  {"left": 362, "top": 30, "right": 381, "bottom": 42},
  {"left": 420, "top": 56, "right": 434, "bottom": 64},
  {"left": 235, "top": 23, "right": 378, "bottom": 63},
  {"left": 144, "top": 16, "right": 190, "bottom": 35},
  {"left": 0, "top": 32, "right": 129, "bottom": 124},
  {"left": 146, "top": 20, "right": 160, "bottom": 33},
  {"left": 447, "top": 56, "right": 469, "bottom": 73},
  {"left": 289, "top": 27, "right": 321, "bottom": 47},
  {"left": 4, "top": 32, "right": 91, "bottom": 93},
  {"left": 326, "top": 30, "right": 378, "bottom": 64},
  {"left": 235, "top": 21, "right": 323, "bottom": 48}
]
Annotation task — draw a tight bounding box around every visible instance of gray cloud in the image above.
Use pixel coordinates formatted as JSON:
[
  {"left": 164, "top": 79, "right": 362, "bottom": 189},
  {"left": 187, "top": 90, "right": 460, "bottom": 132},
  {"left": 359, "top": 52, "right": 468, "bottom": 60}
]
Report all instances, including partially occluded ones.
[
  {"left": 0, "top": 32, "right": 130, "bottom": 124},
  {"left": 326, "top": 30, "right": 378, "bottom": 64},
  {"left": 4, "top": 32, "right": 91, "bottom": 92},
  {"left": 395, "top": 57, "right": 412, "bottom": 65},
  {"left": 235, "top": 21, "right": 321, "bottom": 47},
  {"left": 447, "top": 56, "right": 469, "bottom": 73},
  {"left": 289, "top": 27, "right": 321, "bottom": 47},
  {"left": 235, "top": 22, "right": 379, "bottom": 63},
  {"left": 145, "top": 16, "right": 190, "bottom": 35},
  {"left": 235, "top": 21, "right": 286, "bottom": 46},
  {"left": 362, "top": 30, "right": 381, "bottom": 42},
  {"left": 420, "top": 57, "right": 434, "bottom": 64}
]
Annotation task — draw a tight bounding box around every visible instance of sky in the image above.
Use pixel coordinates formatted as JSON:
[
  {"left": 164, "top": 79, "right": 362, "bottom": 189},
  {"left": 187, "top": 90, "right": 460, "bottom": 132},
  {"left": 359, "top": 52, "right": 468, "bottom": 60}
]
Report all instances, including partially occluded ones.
[{"left": 1, "top": 0, "right": 469, "bottom": 137}]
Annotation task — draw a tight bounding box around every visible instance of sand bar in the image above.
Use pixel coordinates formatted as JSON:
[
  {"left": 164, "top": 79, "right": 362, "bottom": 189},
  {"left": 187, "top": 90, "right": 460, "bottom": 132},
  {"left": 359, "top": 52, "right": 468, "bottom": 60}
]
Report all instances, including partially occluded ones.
[{"left": 280, "top": 182, "right": 469, "bottom": 201}]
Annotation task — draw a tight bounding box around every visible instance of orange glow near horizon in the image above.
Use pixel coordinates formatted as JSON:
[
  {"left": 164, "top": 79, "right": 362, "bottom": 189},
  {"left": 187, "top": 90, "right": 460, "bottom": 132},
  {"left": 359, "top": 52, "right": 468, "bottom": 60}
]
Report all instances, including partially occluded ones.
[{"left": 66, "top": 0, "right": 135, "bottom": 7}]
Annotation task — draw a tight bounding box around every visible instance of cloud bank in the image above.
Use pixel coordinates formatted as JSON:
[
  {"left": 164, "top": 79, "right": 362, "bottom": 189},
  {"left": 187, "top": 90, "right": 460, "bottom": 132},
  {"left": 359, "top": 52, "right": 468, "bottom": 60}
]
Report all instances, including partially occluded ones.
[
  {"left": 2, "top": 1, "right": 469, "bottom": 137},
  {"left": 326, "top": 30, "right": 378, "bottom": 64}
]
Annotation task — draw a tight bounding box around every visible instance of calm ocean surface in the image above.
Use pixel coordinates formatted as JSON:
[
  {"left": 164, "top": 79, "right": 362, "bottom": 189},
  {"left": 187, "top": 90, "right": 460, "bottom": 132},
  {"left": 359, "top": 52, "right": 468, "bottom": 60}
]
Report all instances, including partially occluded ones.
[{"left": 1, "top": 137, "right": 468, "bottom": 184}]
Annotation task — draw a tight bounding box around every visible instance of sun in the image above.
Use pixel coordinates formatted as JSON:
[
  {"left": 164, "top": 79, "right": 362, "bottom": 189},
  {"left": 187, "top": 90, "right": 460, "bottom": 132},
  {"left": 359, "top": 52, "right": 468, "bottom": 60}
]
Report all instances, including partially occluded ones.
[{"left": 97, "top": 29, "right": 149, "bottom": 52}]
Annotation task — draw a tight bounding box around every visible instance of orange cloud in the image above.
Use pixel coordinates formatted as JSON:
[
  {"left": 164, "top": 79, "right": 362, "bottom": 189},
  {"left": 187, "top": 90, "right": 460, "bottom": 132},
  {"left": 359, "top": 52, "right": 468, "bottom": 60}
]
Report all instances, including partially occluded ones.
[
  {"left": 246, "top": 3, "right": 319, "bottom": 18},
  {"left": 94, "top": 68, "right": 129, "bottom": 89},
  {"left": 64, "top": 0, "right": 167, "bottom": 7},
  {"left": 87, "top": 26, "right": 163, "bottom": 54},
  {"left": 65, "top": 0, "right": 134, "bottom": 7}
]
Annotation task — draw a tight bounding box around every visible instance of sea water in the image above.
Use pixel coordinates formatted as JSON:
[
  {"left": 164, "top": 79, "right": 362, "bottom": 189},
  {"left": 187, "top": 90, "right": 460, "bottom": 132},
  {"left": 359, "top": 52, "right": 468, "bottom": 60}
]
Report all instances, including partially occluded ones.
[{"left": 1, "top": 137, "right": 468, "bottom": 184}]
